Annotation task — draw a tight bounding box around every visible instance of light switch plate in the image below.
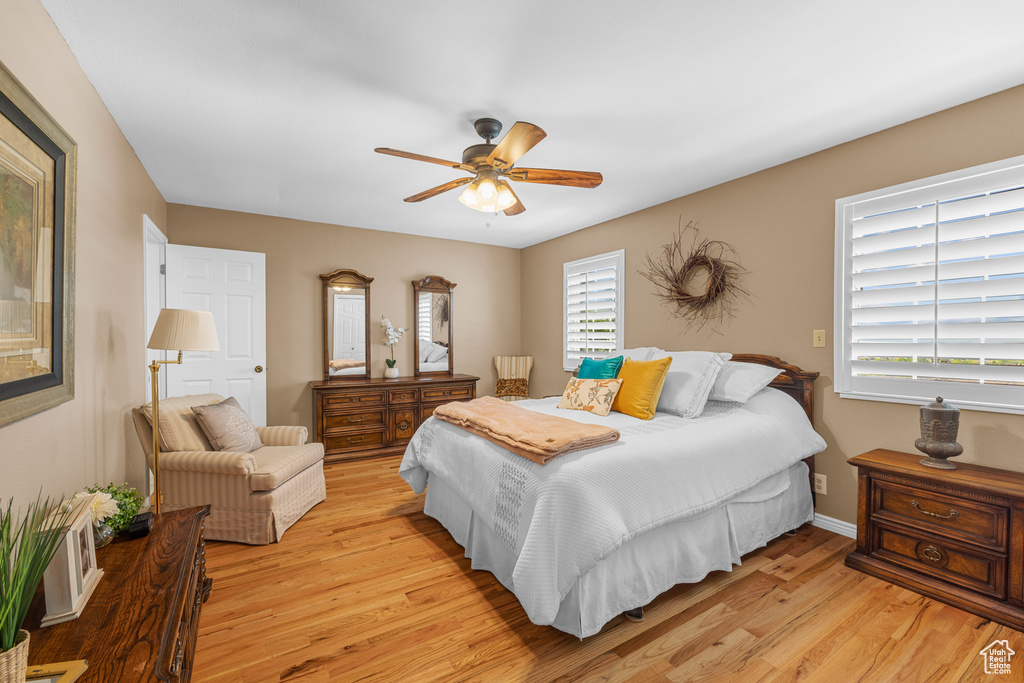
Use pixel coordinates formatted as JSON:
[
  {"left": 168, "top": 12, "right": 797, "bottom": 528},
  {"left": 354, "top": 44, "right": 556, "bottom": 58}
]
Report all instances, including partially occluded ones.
[{"left": 813, "top": 329, "right": 826, "bottom": 348}]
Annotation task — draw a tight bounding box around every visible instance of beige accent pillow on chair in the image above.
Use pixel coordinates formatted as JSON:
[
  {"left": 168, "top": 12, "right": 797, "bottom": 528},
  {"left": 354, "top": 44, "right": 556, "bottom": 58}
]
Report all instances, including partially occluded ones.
[
  {"left": 192, "top": 396, "right": 264, "bottom": 453},
  {"left": 141, "top": 393, "right": 223, "bottom": 452}
]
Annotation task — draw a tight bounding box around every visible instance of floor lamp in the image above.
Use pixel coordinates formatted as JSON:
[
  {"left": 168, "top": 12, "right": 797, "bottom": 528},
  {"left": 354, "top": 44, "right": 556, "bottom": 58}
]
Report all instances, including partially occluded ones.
[{"left": 147, "top": 308, "right": 220, "bottom": 515}]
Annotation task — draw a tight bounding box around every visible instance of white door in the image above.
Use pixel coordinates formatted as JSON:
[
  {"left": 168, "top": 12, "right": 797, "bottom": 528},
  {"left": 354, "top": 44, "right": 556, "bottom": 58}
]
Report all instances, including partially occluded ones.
[
  {"left": 333, "top": 294, "right": 365, "bottom": 362},
  {"left": 164, "top": 245, "right": 267, "bottom": 425}
]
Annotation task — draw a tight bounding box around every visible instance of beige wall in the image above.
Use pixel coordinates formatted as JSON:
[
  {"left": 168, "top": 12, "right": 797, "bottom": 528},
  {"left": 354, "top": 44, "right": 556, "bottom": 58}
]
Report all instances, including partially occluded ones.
[
  {"left": 522, "top": 84, "right": 1024, "bottom": 524},
  {"left": 0, "top": 0, "right": 168, "bottom": 504},
  {"left": 166, "top": 205, "right": 521, "bottom": 431}
]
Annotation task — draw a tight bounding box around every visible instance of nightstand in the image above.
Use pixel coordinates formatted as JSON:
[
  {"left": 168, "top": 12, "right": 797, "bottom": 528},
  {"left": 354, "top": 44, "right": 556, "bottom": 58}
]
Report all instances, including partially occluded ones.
[{"left": 846, "top": 449, "right": 1024, "bottom": 630}]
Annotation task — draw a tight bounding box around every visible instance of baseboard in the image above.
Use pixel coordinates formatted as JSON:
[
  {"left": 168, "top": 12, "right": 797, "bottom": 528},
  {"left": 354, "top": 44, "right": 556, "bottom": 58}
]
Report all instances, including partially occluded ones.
[{"left": 811, "top": 513, "right": 856, "bottom": 539}]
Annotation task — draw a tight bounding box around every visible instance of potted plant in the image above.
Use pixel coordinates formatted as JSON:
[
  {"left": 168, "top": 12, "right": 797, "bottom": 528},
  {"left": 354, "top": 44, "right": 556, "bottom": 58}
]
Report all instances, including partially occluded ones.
[
  {"left": 0, "top": 494, "right": 79, "bottom": 682},
  {"left": 380, "top": 315, "right": 406, "bottom": 379}
]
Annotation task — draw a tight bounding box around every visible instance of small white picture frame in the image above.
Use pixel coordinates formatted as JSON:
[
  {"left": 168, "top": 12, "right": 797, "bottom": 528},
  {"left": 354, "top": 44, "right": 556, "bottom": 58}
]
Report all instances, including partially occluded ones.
[{"left": 41, "top": 495, "right": 104, "bottom": 627}]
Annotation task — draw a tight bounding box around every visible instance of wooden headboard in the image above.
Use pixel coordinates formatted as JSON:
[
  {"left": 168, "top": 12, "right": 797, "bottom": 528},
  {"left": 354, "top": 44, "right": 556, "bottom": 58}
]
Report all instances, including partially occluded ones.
[
  {"left": 730, "top": 353, "right": 820, "bottom": 502},
  {"left": 730, "top": 353, "right": 819, "bottom": 424}
]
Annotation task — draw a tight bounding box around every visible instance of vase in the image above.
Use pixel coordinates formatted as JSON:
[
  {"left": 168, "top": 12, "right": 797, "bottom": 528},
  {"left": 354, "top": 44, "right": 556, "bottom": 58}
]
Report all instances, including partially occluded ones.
[
  {"left": 93, "top": 522, "right": 115, "bottom": 549},
  {"left": 0, "top": 629, "right": 29, "bottom": 683},
  {"left": 384, "top": 367, "right": 400, "bottom": 379}
]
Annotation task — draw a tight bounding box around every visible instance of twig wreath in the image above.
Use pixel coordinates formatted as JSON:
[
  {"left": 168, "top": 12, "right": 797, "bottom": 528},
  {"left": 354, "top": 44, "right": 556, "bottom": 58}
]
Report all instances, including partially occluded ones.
[{"left": 640, "top": 220, "right": 749, "bottom": 331}]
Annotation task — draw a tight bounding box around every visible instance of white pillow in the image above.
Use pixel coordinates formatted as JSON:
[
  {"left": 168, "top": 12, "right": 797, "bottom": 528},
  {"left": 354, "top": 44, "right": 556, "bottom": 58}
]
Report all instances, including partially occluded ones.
[
  {"left": 425, "top": 343, "right": 448, "bottom": 363},
  {"left": 709, "top": 362, "right": 783, "bottom": 403},
  {"left": 419, "top": 341, "right": 432, "bottom": 362},
  {"left": 616, "top": 347, "right": 663, "bottom": 362},
  {"left": 653, "top": 351, "right": 728, "bottom": 418}
]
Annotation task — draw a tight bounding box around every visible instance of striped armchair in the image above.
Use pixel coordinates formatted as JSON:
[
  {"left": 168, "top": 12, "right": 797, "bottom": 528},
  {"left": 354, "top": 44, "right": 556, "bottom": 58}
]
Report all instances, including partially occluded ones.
[
  {"left": 132, "top": 394, "right": 326, "bottom": 545},
  {"left": 494, "top": 356, "right": 534, "bottom": 402}
]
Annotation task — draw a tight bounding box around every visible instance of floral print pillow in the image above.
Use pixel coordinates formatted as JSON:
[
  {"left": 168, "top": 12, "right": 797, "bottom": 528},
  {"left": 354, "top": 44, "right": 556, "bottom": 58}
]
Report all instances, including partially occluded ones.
[{"left": 557, "top": 378, "right": 623, "bottom": 417}]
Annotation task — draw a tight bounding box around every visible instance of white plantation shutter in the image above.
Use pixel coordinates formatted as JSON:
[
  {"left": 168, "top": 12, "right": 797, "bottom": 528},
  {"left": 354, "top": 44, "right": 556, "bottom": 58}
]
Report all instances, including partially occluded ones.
[
  {"left": 563, "top": 250, "right": 624, "bottom": 371},
  {"left": 417, "top": 293, "right": 432, "bottom": 342},
  {"left": 835, "top": 155, "right": 1024, "bottom": 414}
]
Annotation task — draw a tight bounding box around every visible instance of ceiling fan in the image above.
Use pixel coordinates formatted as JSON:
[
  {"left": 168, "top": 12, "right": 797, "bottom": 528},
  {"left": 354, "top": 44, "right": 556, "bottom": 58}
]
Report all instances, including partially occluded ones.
[{"left": 374, "top": 118, "right": 603, "bottom": 216}]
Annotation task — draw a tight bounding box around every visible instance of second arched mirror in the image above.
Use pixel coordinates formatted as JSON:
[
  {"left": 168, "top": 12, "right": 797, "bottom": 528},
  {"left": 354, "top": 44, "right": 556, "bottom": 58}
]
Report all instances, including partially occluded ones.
[{"left": 413, "top": 275, "right": 455, "bottom": 376}]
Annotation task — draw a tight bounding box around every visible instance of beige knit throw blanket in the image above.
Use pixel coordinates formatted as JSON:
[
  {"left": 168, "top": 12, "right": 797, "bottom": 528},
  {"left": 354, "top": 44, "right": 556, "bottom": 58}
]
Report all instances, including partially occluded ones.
[{"left": 432, "top": 396, "right": 619, "bottom": 465}]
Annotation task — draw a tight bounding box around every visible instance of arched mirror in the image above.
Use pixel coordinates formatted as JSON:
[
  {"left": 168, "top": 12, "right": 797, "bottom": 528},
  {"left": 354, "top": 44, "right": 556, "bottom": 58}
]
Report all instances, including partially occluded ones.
[
  {"left": 321, "top": 269, "right": 373, "bottom": 380},
  {"left": 412, "top": 275, "right": 455, "bottom": 376}
]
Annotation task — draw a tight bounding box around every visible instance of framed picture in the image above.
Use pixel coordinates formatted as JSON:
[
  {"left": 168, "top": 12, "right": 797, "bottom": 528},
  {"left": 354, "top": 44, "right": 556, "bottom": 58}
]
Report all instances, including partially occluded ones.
[
  {"left": 41, "top": 495, "right": 103, "bottom": 627},
  {"left": 25, "top": 660, "right": 88, "bottom": 683},
  {"left": 0, "top": 58, "right": 77, "bottom": 428}
]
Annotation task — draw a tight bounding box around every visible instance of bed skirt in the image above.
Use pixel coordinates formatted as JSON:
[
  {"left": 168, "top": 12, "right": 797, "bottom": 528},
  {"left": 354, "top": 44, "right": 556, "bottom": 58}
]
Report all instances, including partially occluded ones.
[{"left": 423, "top": 461, "right": 813, "bottom": 638}]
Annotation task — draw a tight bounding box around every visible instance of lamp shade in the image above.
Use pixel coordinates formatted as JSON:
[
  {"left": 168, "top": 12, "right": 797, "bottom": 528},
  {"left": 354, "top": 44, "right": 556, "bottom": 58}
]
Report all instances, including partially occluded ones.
[{"left": 147, "top": 308, "right": 220, "bottom": 351}]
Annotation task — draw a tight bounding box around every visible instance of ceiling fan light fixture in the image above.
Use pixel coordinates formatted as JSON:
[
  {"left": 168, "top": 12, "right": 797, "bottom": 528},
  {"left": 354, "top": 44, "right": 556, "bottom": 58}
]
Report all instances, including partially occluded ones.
[
  {"left": 495, "top": 181, "right": 516, "bottom": 211},
  {"left": 458, "top": 179, "right": 481, "bottom": 209}
]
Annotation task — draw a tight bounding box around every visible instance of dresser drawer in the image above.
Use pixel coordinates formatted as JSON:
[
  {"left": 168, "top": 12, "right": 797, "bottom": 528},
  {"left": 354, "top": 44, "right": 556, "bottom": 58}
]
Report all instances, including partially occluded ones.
[
  {"left": 325, "top": 429, "right": 385, "bottom": 453},
  {"left": 872, "top": 524, "right": 1006, "bottom": 599},
  {"left": 872, "top": 480, "right": 1007, "bottom": 552},
  {"left": 389, "top": 388, "right": 419, "bottom": 404},
  {"left": 422, "top": 385, "right": 473, "bottom": 402},
  {"left": 323, "top": 390, "right": 386, "bottom": 408},
  {"left": 324, "top": 409, "right": 386, "bottom": 432}
]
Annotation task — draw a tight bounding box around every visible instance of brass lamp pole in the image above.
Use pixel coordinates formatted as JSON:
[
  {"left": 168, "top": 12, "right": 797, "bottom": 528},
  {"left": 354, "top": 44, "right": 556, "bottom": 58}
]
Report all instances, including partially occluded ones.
[{"left": 147, "top": 308, "right": 219, "bottom": 515}]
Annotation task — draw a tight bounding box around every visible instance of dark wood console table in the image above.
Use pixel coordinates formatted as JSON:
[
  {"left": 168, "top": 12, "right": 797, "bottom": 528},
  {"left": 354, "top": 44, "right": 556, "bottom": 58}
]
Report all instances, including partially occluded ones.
[{"left": 26, "top": 506, "right": 212, "bottom": 682}]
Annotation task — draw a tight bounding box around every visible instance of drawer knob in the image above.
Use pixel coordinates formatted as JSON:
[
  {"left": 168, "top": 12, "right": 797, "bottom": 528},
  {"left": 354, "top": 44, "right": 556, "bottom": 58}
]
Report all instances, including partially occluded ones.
[
  {"left": 911, "top": 500, "right": 959, "bottom": 520},
  {"left": 348, "top": 436, "right": 365, "bottom": 444},
  {"left": 347, "top": 416, "right": 365, "bottom": 423},
  {"left": 921, "top": 545, "right": 944, "bottom": 563},
  {"left": 398, "top": 420, "right": 411, "bottom": 430},
  {"left": 350, "top": 397, "right": 360, "bottom": 403},
  {"left": 443, "top": 390, "right": 451, "bottom": 396},
  {"left": 399, "top": 393, "right": 407, "bottom": 399}
]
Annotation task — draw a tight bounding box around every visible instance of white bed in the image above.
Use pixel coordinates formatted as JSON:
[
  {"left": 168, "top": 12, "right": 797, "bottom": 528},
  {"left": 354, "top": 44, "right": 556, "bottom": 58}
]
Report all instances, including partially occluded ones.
[{"left": 398, "top": 355, "right": 826, "bottom": 638}]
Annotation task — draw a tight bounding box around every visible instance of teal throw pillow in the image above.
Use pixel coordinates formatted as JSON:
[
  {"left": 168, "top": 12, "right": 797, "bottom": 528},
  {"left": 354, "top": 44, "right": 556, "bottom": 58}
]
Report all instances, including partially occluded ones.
[{"left": 578, "top": 355, "right": 624, "bottom": 380}]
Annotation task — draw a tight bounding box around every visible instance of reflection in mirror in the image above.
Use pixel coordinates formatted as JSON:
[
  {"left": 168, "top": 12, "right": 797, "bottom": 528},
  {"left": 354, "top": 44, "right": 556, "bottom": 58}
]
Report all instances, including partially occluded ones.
[
  {"left": 412, "top": 276, "right": 455, "bottom": 376},
  {"left": 320, "top": 269, "right": 373, "bottom": 380}
]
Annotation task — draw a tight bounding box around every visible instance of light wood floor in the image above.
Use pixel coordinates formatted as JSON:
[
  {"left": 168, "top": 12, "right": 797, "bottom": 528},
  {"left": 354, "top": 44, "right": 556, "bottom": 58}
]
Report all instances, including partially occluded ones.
[{"left": 194, "top": 458, "right": 1024, "bottom": 682}]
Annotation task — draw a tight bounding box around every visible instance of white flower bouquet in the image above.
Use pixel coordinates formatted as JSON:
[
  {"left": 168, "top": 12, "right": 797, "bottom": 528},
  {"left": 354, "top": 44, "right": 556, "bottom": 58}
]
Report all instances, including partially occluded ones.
[{"left": 380, "top": 315, "right": 406, "bottom": 369}]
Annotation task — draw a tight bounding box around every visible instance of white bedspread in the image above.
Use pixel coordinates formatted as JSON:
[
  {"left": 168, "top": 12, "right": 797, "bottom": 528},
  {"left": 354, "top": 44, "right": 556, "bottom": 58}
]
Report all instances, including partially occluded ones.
[{"left": 399, "top": 388, "right": 826, "bottom": 626}]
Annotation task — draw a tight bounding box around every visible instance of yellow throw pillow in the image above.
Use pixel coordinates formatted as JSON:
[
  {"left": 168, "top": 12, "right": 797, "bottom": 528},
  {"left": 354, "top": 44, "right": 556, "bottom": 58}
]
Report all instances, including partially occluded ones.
[
  {"left": 612, "top": 357, "right": 673, "bottom": 420},
  {"left": 557, "top": 378, "right": 623, "bottom": 417}
]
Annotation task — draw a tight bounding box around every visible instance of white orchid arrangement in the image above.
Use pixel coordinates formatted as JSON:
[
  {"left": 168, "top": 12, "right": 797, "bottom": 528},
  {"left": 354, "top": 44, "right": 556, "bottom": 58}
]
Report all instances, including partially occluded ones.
[
  {"left": 380, "top": 315, "right": 406, "bottom": 368},
  {"left": 73, "top": 490, "right": 119, "bottom": 527}
]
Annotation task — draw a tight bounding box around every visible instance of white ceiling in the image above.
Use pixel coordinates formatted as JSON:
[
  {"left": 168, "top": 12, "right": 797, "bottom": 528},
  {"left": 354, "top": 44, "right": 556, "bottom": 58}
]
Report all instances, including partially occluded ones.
[{"left": 40, "top": 0, "right": 1024, "bottom": 248}]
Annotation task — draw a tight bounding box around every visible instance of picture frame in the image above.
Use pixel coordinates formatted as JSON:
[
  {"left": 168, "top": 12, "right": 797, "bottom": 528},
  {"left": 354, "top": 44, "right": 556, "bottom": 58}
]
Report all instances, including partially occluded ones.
[
  {"left": 25, "top": 660, "right": 88, "bottom": 683},
  {"left": 0, "top": 58, "right": 77, "bottom": 428},
  {"left": 41, "top": 495, "right": 103, "bottom": 627}
]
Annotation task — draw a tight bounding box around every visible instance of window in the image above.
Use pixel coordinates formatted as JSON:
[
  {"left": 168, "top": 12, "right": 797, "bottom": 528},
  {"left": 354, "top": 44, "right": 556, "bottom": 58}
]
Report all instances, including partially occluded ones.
[
  {"left": 835, "top": 155, "right": 1024, "bottom": 414},
  {"left": 563, "top": 250, "right": 624, "bottom": 371}
]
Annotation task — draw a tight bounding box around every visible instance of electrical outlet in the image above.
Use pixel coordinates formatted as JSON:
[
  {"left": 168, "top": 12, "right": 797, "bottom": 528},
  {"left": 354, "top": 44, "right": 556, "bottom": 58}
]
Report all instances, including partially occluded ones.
[
  {"left": 814, "top": 474, "right": 827, "bottom": 495},
  {"left": 813, "top": 329, "right": 826, "bottom": 348}
]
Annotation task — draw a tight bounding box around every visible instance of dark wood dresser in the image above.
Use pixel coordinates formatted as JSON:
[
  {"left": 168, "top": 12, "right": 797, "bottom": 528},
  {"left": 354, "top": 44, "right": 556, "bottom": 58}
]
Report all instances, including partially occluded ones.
[
  {"left": 310, "top": 374, "right": 479, "bottom": 464},
  {"left": 27, "top": 506, "right": 212, "bottom": 682},
  {"left": 846, "top": 449, "right": 1024, "bottom": 630}
]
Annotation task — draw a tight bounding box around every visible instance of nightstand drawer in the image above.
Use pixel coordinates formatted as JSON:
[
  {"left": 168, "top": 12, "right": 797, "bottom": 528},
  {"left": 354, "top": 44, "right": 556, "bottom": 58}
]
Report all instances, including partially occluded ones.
[
  {"left": 872, "top": 524, "right": 1005, "bottom": 599},
  {"left": 872, "top": 480, "right": 1007, "bottom": 552},
  {"left": 324, "top": 409, "right": 386, "bottom": 432}
]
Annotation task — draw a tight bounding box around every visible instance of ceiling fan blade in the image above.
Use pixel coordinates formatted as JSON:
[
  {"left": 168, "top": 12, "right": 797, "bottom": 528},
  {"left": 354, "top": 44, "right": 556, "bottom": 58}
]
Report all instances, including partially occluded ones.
[
  {"left": 375, "top": 147, "right": 474, "bottom": 172},
  {"left": 508, "top": 168, "right": 603, "bottom": 188},
  {"left": 502, "top": 183, "right": 525, "bottom": 216},
  {"left": 486, "top": 122, "right": 546, "bottom": 169},
  {"left": 403, "top": 177, "right": 473, "bottom": 203}
]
